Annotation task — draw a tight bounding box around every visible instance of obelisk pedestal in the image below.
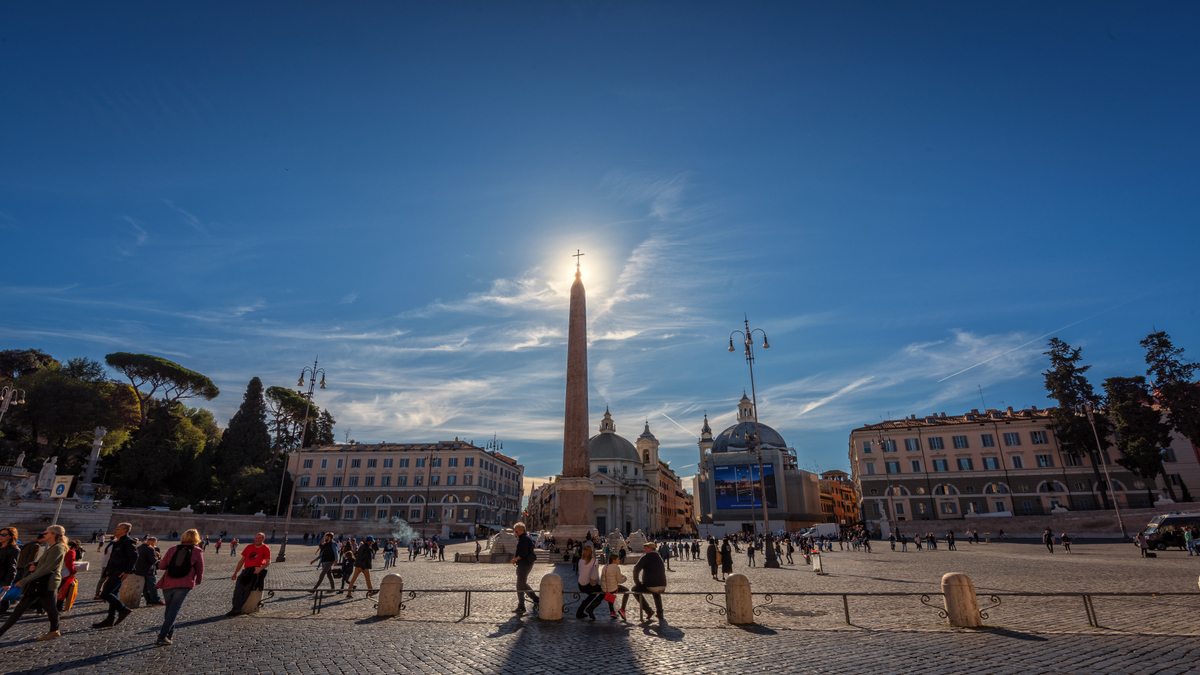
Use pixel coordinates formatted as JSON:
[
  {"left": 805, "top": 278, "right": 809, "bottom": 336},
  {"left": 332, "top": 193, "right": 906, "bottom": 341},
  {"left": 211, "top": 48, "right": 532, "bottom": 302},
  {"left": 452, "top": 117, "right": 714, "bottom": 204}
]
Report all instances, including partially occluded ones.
[{"left": 553, "top": 262, "right": 596, "bottom": 542}]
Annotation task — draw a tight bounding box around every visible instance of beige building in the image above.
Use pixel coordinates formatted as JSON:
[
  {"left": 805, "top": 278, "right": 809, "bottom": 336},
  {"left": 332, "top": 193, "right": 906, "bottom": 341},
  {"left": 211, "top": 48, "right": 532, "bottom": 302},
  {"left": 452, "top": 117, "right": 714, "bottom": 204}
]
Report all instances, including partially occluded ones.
[
  {"left": 287, "top": 439, "right": 524, "bottom": 539},
  {"left": 848, "top": 406, "right": 1175, "bottom": 536},
  {"left": 658, "top": 460, "right": 697, "bottom": 535}
]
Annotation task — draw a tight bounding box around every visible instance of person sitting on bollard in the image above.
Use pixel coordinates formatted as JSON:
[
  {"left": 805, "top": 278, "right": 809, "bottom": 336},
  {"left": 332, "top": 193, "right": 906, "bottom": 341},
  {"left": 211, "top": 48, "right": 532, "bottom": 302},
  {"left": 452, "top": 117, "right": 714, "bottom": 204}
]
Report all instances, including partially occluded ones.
[
  {"left": 311, "top": 532, "right": 338, "bottom": 592},
  {"left": 227, "top": 532, "right": 270, "bottom": 616},
  {"left": 632, "top": 541, "right": 667, "bottom": 624},
  {"left": 575, "top": 544, "right": 602, "bottom": 620},
  {"left": 346, "top": 536, "right": 376, "bottom": 599}
]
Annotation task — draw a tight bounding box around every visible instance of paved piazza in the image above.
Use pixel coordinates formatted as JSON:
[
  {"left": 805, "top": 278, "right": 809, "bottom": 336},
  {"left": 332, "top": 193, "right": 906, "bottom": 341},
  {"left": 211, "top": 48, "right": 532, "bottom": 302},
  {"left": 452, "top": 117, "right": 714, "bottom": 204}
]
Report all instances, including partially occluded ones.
[{"left": 4, "top": 538, "right": 1200, "bottom": 674}]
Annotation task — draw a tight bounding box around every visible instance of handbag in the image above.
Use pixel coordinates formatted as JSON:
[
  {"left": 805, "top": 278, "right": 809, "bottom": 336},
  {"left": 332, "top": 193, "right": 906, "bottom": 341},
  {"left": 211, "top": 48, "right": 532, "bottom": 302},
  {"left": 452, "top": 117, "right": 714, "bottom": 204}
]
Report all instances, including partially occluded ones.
[
  {"left": 604, "top": 592, "right": 616, "bottom": 603},
  {"left": 2, "top": 584, "right": 20, "bottom": 601}
]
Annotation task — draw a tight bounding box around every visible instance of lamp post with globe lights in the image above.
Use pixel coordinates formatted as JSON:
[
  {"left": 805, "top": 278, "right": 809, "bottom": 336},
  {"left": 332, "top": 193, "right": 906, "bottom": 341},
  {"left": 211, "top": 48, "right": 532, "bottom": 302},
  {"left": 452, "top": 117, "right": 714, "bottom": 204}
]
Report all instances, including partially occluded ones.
[
  {"left": 0, "top": 386, "right": 25, "bottom": 425},
  {"left": 1083, "top": 401, "right": 1127, "bottom": 539},
  {"left": 275, "top": 357, "right": 325, "bottom": 562},
  {"left": 727, "top": 316, "right": 780, "bottom": 568}
]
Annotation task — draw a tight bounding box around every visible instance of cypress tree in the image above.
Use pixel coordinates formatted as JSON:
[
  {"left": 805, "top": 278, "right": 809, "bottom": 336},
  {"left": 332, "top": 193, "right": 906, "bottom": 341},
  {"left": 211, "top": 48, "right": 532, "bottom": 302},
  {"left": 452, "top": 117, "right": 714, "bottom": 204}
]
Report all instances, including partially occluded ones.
[{"left": 214, "top": 377, "right": 271, "bottom": 497}]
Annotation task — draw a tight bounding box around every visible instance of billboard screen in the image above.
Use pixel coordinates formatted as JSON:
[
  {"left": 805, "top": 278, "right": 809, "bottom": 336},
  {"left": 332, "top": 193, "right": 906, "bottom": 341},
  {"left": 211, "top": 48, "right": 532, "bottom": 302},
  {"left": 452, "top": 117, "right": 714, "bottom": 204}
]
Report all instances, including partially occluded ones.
[{"left": 713, "top": 463, "right": 777, "bottom": 510}]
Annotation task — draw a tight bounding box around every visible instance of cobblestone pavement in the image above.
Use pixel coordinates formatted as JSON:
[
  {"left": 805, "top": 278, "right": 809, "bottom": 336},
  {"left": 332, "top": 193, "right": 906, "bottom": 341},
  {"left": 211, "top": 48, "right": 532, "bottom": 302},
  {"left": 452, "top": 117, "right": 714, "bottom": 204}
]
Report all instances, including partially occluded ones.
[{"left": 4, "top": 538, "right": 1200, "bottom": 674}]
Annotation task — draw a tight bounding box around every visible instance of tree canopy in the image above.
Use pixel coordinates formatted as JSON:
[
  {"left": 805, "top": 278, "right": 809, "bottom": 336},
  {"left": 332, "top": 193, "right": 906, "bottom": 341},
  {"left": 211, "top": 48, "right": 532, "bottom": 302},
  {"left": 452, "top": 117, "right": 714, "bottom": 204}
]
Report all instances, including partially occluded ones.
[
  {"left": 0, "top": 348, "right": 57, "bottom": 381},
  {"left": 1142, "top": 330, "right": 1200, "bottom": 449},
  {"left": 1105, "top": 375, "right": 1176, "bottom": 504},
  {"left": 1042, "top": 337, "right": 1114, "bottom": 508},
  {"left": 105, "top": 352, "right": 219, "bottom": 430}
]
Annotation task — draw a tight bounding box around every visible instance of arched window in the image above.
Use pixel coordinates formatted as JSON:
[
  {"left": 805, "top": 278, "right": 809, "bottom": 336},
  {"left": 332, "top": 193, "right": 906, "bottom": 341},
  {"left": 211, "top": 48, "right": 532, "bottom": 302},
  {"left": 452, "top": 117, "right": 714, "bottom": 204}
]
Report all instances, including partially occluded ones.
[
  {"left": 311, "top": 495, "right": 327, "bottom": 504},
  {"left": 441, "top": 495, "right": 459, "bottom": 503},
  {"left": 409, "top": 495, "right": 425, "bottom": 504},
  {"left": 1037, "top": 481, "right": 1066, "bottom": 493},
  {"left": 342, "top": 495, "right": 359, "bottom": 504},
  {"left": 375, "top": 495, "right": 393, "bottom": 504},
  {"left": 933, "top": 484, "right": 959, "bottom": 496},
  {"left": 983, "top": 483, "right": 1010, "bottom": 495},
  {"left": 889, "top": 486, "right": 910, "bottom": 496}
]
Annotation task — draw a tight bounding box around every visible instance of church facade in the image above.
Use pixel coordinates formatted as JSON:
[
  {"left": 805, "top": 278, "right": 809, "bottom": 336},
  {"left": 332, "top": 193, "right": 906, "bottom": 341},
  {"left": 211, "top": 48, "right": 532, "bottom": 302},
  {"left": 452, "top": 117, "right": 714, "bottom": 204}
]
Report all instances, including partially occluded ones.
[{"left": 695, "top": 393, "right": 824, "bottom": 536}]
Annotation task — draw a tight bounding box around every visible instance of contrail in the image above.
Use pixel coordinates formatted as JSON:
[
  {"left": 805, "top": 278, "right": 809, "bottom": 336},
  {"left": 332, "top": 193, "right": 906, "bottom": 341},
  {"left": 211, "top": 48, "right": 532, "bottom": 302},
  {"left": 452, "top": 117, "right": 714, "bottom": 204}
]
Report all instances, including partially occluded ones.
[
  {"left": 661, "top": 412, "right": 696, "bottom": 437},
  {"left": 936, "top": 293, "right": 1148, "bottom": 383}
]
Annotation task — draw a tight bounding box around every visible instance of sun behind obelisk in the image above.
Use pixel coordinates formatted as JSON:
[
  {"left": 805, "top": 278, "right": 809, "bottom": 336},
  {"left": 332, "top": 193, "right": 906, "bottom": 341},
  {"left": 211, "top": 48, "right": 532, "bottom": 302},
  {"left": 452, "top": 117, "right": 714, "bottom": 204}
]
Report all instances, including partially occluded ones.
[{"left": 552, "top": 250, "right": 597, "bottom": 542}]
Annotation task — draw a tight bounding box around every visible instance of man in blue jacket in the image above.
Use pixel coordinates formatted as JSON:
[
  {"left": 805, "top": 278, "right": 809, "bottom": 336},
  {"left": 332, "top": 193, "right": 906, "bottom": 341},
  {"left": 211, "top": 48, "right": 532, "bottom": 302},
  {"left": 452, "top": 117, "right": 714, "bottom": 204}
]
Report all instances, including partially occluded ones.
[{"left": 93, "top": 522, "right": 136, "bottom": 628}]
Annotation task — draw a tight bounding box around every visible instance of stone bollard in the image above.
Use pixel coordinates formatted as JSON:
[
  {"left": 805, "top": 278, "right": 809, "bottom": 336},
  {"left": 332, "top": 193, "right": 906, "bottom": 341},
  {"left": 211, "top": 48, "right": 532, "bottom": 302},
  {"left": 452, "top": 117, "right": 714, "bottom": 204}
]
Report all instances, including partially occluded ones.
[
  {"left": 376, "top": 573, "right": 404, "bottom": 616},
  {"left": 242, "top": 589, "right": 263, "bottom": 614},
  {"left": 119, "top": 574, "right": 143, "bottom": 609},
  {"left": 725, "top": 573, "right": 753, "bottom": 624},
  {"left": 941, "top": 573, "right": 982, "bottom": 627},
  {"left": 538, "top": 573, "right": 563, "bottom": 620}
]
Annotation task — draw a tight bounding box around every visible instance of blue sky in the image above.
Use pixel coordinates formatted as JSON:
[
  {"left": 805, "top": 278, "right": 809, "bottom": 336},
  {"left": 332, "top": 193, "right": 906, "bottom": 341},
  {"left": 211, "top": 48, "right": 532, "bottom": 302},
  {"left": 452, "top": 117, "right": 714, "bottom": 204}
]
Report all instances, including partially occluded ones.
[{"left": 3, "top": 3, "right": 1198, "bottom": 493}]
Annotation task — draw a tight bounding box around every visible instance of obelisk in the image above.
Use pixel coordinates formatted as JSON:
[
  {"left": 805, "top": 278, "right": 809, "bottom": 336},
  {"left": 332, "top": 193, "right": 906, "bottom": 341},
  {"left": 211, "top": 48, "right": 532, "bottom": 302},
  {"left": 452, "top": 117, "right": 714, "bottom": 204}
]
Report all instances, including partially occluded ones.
[{"left": 553, "top": 252, "right": 596, "bottom": 541}]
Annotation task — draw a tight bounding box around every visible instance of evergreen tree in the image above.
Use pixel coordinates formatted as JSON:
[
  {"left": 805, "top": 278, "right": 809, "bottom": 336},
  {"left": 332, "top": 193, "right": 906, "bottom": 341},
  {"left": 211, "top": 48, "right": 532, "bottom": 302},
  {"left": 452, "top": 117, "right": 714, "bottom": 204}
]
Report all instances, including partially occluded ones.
[
  {"left": 213, "top": 377, "right": 271, "bottom": 504},
  {"left": 1105, "top": 376, "right": 1177, "bottom": 504},
  {"left": 1043, "top": 338, "right": 1114, "bottom": 509},
  {"left": 315, "top": 409, "right": 336, "bottom": 445},
  {"left": 110, "top": 401, "right": 207, "bottom": 507},
  {"left": 1141, "top": 331, "right": 1200, "bottom": 448}
]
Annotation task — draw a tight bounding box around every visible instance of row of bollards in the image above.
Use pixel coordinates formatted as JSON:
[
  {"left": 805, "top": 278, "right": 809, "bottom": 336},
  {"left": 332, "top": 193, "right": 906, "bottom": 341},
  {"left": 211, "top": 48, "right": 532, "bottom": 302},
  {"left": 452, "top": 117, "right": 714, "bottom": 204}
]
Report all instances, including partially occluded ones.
[{"left": 373, "top": 570, "right": 985, "bottom": 627}]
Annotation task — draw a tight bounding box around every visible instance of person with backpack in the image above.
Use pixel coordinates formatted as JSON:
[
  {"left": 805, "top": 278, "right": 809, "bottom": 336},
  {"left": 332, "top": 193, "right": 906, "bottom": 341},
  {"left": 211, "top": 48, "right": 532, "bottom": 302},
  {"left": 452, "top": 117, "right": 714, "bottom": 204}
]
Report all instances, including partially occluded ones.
[
  {"left": 310, "top": 532, "right": 338, "bottom": 591},
  {"left": 154, "top": 529, "right": 204, "bottom": 646}
]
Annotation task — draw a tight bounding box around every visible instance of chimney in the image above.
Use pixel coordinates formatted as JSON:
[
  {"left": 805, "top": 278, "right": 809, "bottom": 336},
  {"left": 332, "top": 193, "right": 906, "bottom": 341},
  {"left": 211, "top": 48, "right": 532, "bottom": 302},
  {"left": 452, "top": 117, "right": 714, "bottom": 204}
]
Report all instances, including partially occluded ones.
[{"left": 939, "top": 412, "right": 946, "bottom": 418}]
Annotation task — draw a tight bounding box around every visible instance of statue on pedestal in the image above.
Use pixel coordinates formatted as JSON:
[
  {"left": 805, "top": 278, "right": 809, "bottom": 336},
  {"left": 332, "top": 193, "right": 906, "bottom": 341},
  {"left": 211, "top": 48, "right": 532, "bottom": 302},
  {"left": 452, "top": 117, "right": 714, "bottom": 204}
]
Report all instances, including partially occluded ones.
[
  {"left": 13, "top": 452, "right": 25, "bottom": 468},
  {"left": 36, "top": 456, "right": 58, "bottom": 495}
]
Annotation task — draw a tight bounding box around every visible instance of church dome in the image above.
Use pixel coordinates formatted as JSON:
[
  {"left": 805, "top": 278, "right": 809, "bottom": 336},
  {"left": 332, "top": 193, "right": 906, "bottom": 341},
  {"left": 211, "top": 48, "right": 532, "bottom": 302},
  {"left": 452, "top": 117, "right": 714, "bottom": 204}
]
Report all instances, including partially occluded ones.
[
  {"left": 588, "top": 408, "right": 640, "bottom": 462},
  {"left": 711, "top": 421, "right": 788, "bottom": 454}
]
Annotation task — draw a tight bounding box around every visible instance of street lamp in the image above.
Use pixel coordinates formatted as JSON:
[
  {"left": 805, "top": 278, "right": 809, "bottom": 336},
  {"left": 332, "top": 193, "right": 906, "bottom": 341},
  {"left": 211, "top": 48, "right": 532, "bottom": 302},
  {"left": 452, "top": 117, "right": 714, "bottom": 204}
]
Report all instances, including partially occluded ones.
[
  {"left": 0, "top": 386, "right": 26, "bottom": 425},
  {"left": 728, "top": 316, "right": 779, "bottom": 568},
  {"left": 276, "top": 357, "right": 325, "bottom": 562},
  {"left": 876, "top": 428, "right": 899, "bottom": 537},
  {"left": 1083, "top": 402, "right": 1128, "bottom": 539}
]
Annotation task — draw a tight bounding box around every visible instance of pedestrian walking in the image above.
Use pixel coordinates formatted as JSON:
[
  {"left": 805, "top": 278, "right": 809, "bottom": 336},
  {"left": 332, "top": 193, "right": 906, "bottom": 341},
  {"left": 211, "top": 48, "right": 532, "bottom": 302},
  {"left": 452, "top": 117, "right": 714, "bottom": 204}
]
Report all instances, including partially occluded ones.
[
  {"left": 133, "top": 536, "right": 164, "bottom": 605},
  {"left": 1136, "top": 532, "right": 1150, "bottom": 558},
  {"left": 0, "top": 525, "right": 68, "bottom": 641},
  {"left": 93, "top": 522, "right": 136, "bottom": 629},
  {"left": 510, "top": 523, "right": 539, "bottom": 613},
  {"left": 56, "top": 540, "right": 83, "bottom": 613},
  {"left": 632, "top": 541, "right": 666, "bottom": 624},
  {"left": 0, "top": 527, "right": 19, "bottom": 615},
  {"left": 720, "top": 539, "right": 733, "bottom": 580},
  {"left": 345, "top": 536, "right": 376, "bottom": 599},
  {"left": 747, "top": 543, "right": 756, "bottom": 567},
  {"left": 1061, "top": 533, "right": 1072, "bottom": 553},
  {"left": 946, "top": 531, "right": 956, "bottom": 551},
  {"left": 599, "top": 552, "right": 631, "bottom": 620},
  {"left": 227, "top": 532, "right": 270, "bottom": 616},
  {"left": 900, "top": 533, "right": 908, "bottom": 552},
  {"left": 1042, "top": 528, "right": 1054, "bottom": 554},
  {"left": 230, "top": 538, "right": 239, "bottom": 557},
  {"left": 475, "top": 540, "right": 482, "bottom": 563},
  {"left": 154, "top": 529, "right": 204, "bottom": 646},
  {"left": 310, "top": 532, "right": 337, "bottom": 591},
  {"left": 706, "top": 539, "right": 718, "bottom": 579}
]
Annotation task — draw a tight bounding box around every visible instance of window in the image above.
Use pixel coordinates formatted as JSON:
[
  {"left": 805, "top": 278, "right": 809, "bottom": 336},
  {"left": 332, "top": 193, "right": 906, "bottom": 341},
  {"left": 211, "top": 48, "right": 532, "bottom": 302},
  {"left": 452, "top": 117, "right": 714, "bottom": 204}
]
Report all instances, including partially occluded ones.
[
  {"left": 883, "top": 439, "right": 897, "bottom": 452},
  {"left": 885, "top": 461, "right": 901, "bottom": 474},
  {"left": 905, "top": 438, "right": 920, "bottom": 452},
  {"left": 449, "top": 458, "right": 458, "bottom": 467},
  {"left": 381, "top": 475, "right": 391, "bottom": 487},
  {"left": 1063, "top": 454, "right": 1082, "bottom": 467},
  {"left": 928, "top": 437, "right": 944, "bottom": 450},
  {"left": 316, "top": 476, "right": 326, "bottom": 487},
  {"left": 414, "top": 475, "right": 423, "bottom": 486},
  {"left": 299, "top": 476, "right": 310, "bottom": 487},
  {"left": 1004, "top": 432, "right": 1021, "bottom": 447},
  {"left": 464, "top": 475, "right": 473, "bottom": 485},
  {"left": 952, "top": 435, "right": 969, "bottom": 449},
  {"left": 864, "top": 462, "right": 876, "bottom": 475},
  {"left": 383, "top": 458, "right": 393, "bottom": 468},
  {"left": 623, "top": 465, "right": 629, "bottom": 474},
  {"left": 399, "top": 458, "right": 410, "bottom": 468},
  {"left": 366, "top": 458, "right": 377, "bottom": 468},
  {"left": 917, "top": 503, "right": 929, "bottom": 515},
  {"left": 462, "top": 508, "right": 469, "bottom": 519},
  {"left": 447, "top": 475, "right": 457, "bottom": 485},
  {"left": 416, "top": 458, "right": 426, "bottom": 468},
  {"left": 465, "top": 457, "right": 475, "bottom": 467},
  {"left": 1036, "top": 454, "right": 1053, "bottom": 468},
  {"left": 336, "top": 458, "right": 344, "bottom": 469},
  {"left": 981, "top": 434, "right": 995, "bottom": 448},
  {"left": 911, "top": 460, "right": 922, "bottom": 472},
  {"left": 431, "top": 458, "right": 442, "bottom": 468},
  {"left": 430, "top": 475, "right": 440, "bottom": 486},
  {"left": 872, "top": 502, "right": 881, "bottom": 515},
  {"left": 348, "top": 476, "right": 359, "bottom": 487},
  {"left": 303, "top": 459, "right": 313, "bottom": 469},
  {"left": 862, "top": 441, "right": 872, "bottom": 454},
  {"left": 332, "top": 476, "right": 342, "bottom": 487},
  {"left": 344, "top": 509, "right": 354, "bottom": 519},
  {"left": 598, "top": 466, "right": 608, "bottom": 474},
  {"left": 940, "top": 502, "right": 957, "bottom": 514},
  {"left": 1011, "top": 455, "right": 1024, "bottom": 469},
  {"left": 397, "top": 475, "right": 408, "bottom": 487},
  {"left": 1030, "top": 431, "right": 1048, "bottom": 445},
  {"left": 364, "top": 475, "right": 375, "bottom": 487},
  {"left": 1022, "top": 500, "right": 1035, "bottom": 514},
  {"left": 410, "top": 509, "right": 421, "bottom": 520},
  {"left": 350, "top": 459, "right": 361, "bottom": 469},
  {"left": 994, "top": 500, "right": 1007, "bottom": 513},
  {"left": 967, "top": 501, "right": 981, "bottom": 514},
  {"left": 965, "top": 486, "right": 975, "bottom": 493},
  {"left": 983, "top": 457, "right": 1000, "bottom": 470},
  {"left": 1165, "top": 447, "right": 1178, "bottom": 463},
  {"left": 894, "top": 503, "right": 905, "bottom": 515},
  {"left": 933, "top": 459, "right": 949, "bottom": 472},
  {"left": 320, "top": 458, "right": 328, "bottom": 469},
  {"left": 311, "top": 509, "right": 322, "bottom": 519},
  {"left": 957, "top": 458, "right": 974, "bottom": 471},
  {"left": 377, "top": 509, "right": 387, "bottom": 519},
  {"left": 1170, "top": 473, "right": 1182, "bottom": 486}
]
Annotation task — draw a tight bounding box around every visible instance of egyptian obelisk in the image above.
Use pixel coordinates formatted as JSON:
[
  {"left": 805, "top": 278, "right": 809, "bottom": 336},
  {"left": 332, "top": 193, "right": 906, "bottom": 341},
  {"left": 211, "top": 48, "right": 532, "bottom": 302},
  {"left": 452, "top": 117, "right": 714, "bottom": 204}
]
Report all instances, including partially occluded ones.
[{"left": 553, "top": 251, "right": 596, "bottom": 541}]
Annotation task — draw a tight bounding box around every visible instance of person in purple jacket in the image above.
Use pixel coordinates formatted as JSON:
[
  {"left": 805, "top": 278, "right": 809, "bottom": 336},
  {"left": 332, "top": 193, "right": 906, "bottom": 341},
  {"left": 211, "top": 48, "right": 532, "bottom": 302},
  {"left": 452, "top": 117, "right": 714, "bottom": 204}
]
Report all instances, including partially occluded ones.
[{"left": 154, "top": 528, "right": 205, "bottom": 646}]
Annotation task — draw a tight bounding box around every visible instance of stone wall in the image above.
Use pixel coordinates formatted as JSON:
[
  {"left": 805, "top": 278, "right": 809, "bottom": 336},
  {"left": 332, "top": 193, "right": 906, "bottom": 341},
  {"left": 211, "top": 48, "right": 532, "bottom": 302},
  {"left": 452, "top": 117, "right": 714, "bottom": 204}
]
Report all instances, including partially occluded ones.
[
  {"left": 0, "top": 498, "right": 112, "bottom": 538},
  {"left": 955, "top": 503, "right": 1197, "bottom": 538},
  {"left": 106, "top": 509, "right": 447, "bottom": 540}
]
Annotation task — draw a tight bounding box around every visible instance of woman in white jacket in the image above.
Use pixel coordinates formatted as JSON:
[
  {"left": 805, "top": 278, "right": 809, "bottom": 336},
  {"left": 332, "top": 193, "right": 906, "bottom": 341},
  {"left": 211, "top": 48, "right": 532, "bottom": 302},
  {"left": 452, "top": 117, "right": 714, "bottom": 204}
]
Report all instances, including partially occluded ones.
[
  {"left": 575, "top": 545, "right": 602, "bottom": 620},
  {"left": 599, "top": 552, "right": 631, "bottom": 621}
]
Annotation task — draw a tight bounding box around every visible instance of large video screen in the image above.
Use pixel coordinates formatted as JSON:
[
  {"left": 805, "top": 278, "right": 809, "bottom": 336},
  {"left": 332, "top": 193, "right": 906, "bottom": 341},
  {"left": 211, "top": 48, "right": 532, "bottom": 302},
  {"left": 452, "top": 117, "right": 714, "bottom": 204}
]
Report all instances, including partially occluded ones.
[{"left": 713, "top": 463, "right": 777, "bottom": 510}]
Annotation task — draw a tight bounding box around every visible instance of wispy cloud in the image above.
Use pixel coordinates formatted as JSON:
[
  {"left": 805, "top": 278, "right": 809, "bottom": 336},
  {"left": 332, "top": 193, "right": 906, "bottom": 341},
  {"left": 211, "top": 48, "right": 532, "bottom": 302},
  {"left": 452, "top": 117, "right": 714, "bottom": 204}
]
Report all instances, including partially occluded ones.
[
  {"left": 162, "top": 199, "right": 209, "bottom": 235},
  {"left": 340, "top": 293, "right": 358, "bottom": 305}
]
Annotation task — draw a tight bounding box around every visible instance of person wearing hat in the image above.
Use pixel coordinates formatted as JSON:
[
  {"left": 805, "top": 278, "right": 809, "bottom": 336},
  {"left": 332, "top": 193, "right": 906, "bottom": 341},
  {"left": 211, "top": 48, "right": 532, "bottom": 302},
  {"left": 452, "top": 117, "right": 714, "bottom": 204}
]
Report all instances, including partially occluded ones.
[
  {"left": 346, "top": 536, "right": 375, "bottom": 599},
  {"left": 632, "top": 540, "right": 667, "bottom": 623}
]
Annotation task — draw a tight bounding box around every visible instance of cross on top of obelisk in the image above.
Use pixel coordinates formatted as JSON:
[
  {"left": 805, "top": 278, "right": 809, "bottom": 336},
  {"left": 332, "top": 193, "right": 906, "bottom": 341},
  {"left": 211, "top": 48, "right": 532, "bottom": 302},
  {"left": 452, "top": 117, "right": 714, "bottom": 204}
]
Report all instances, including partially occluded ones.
[{"left": 573, "top": 249, "right": 584, "bottom": 268}]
